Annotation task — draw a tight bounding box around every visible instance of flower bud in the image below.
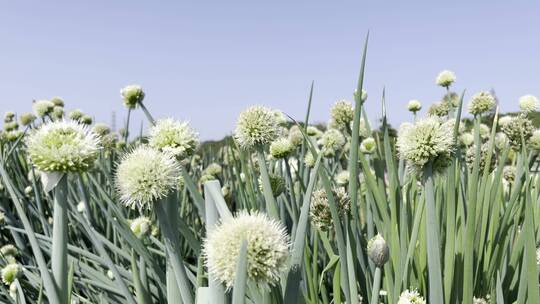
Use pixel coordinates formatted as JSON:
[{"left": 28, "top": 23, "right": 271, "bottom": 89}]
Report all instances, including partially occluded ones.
[{"left": 367, "top": 234, "right": 389, "bottom": 267}]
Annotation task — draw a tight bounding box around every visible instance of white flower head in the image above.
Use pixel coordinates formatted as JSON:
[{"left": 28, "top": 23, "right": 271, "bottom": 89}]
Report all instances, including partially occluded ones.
[
  {"left": 203, "top": 211, "right": 290, "bottom": 289},
  {"left": 397, "top": 289, "right": 426, "bottom": 304},
  {"left": 76, "top": 201, "right": 86, "bottom": 213},
  {"left": 234, "top": 106, "right": 280, "bottom": 150},
  {"left": 468, "top": 91, "right": 495, "bottom": 116},
  {"left": 501, "top": 115, "right": 534, "bottom": 149},
  {"left": 130, "top": 216, "right": 152, "bottom": 239},
  {"left": 310, "top": 187, "right": 350, "bottom": 231},
  {"left": 318, "top": 129, "right": 346, "bottom": 157},
  {"left": 1, "top": 264, "right": 21, "bottom": 285},
  {"left": 26, "top": 120, "right": 100, "bottom": 172},
  {"left": 270, "top": 137, "right": 294, "bottom": 159},
  {"left": 498, "top": 116, "right": 512, "bottom": 127},
  {"left": 397, "top": 117, "right": 455, "bottom": 174},
  {"left": 149, "top": 118, "right": 199, "bottom": 160},
  {"left": 436, "top": 70, "right": 456, "bottom": 88},
  {"left": 115, "top": 146, "right": 180, "bottom": 210},
  {"left": 519, "top": 95, "right": 539, "bottom": 113},
  {"left": 204, "top": 163, "right": 222, "bottom": 176},
  {"left": 330, "top": 99, "right": 354, "bottom": 129},
  {"left": 529, "top": 129, "right": 540, "bottom": 150},
  {"left": 121, "top": 85, "right": 145, "bottom": 109},
  {"left": 20, "top": 113, "right": 36, "bottom": 126},
  {"left": 407, "top": 100, "right": 422, "bottom": 113},
  {"left": 272, "top": 109, "right": 288, "bottom": 125},
  {"left": 288, "top": 125, "right": 304, "bottom": 147},
  {"left": 335, "top": 170, "right": 350, "bottom": 186},
  {"left": 32, "top": 100, "right": 54, "bottom": 118},
  {"left": 460, "top": 132, "right": 474, "bottom": 147},
  {"left": 360, "top": 137, "right": 376, "bottom": 154}
]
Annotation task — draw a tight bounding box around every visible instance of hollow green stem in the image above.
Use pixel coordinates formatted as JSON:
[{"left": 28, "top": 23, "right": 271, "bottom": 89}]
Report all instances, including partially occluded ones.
[{"left": 51, "top": 174, "right": 68, "bottom": 304}]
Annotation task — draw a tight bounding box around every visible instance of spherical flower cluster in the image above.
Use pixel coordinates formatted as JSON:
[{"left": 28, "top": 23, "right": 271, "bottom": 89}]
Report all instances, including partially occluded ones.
[
  {"left": 4, "top": 121, "right": 18, "bottom": 132},
  {"left": 270, "top": 138, "right": 294, "bottom": 159},
  {"left": 81, "top": 115, "right": 93, "bottom": 125},
  {"left": 396, "top": 117, "right": 455, "bottom": 174},
  {"left": 498, "top": 116, "right": 512, "bottom": 127},
  {"left": 310, "top": 187, "right": 350, "bottom": 231},
  {"left": 479, "top": 123, "right": 490, "bottom": 140},
  {"left": 52, "top": 106, "right": 64, "bottom": 120},
  {"left": 1, "top": 264, "right": 21, "bottom": 285},
  {"left": 330, "top": 100, "right": 354, "bottom": 130},
  {"left": 149, "top": 119, "right": 199, "bottom": 160},
  {"left": 436, "top": 70, "right": 456, "bottom": 88},
  {"left": 272, "top": 110, "right": 287, "bottom": 126},
  {"left": 473, "top": 297, "right": 490, "bottom": 304},
  {"left": 335, "top": 170, "right": 350, "bottom": 186},
  {"left": 494, "top": 132, "right": 509, "bottom": 150},
  {"left": 307, "top": 126, "right": 323, "bottom": 138},
  {"left": 121, "top": 85, "right": 145, "bottom": 109},
  {"left": 468, "top": 91, "right": 495, "bottom": 116},
  {"left": 92, "top": 123, "right": 111, "bottom": 137},
  {"left": 367, "top": 234, "right": 389, "bottom": 267},
  {"left": 199, "top": 174, "right": 217, "bottom": 185},
  {"left": 318, "top": 129, "right": 346, "bottom": 157},
  {"left": 503, "top": 166, "right": 516, "bottom": 184},
  {"left": 460, "top": 132, "right": 474, "bottom": 147},
  {"left": 288, "top": 125, "right": 304, "bottom": 147},
  {"left": 76, "top": 201, "right": 86, "bottom": 213},
  {"left": 501, "top": 115, "right": 534, "bottom": 149},
  {"left": 4, "top": 112, "right": 15, "bottom": 122},
  {"left": 427, "top": 101, "right": 450, "bottom": 117},
  {"left": 360, "top": 137, "right": 376, "bottom": 154},
  {"left": 529, "top": 129, "right": 540, "bottom": 150},
  {"left": 50, "top": 96, "right": 64, "bottom": 107},
  {"left": 0, "top": 245, "right": 18, "bottom": 264},
  {"left": 234, "top": 106, "right": 280, "bottom": 150},
  {"left": 130, "top": 216, "right": 152, "bottom": 239},
  {"left": 203, "top": 211, "right": 290, "bottom": 289},
  {"left": 115, "top": 146, "right": 181, "bottom": 210},
  {"left": 68, "top": 109, "right": 84, "bottom": 121},
  {"left": 20, "top": 113, "right": 36, "bottom": 126},
  {"left": 443, "top": 91, "right": 460, "bottom": 108},
  {"left": 32, "top": 100, "right": 54, "bottom": 118},
  {"left": 407, "top": 100, "right": 422, "bottom": 113},
  {"left": 397, "top": 289, "right": 426, "bottom": 304},
  {"left": 519, "top": 95, "right": 539, "bottom": 113},
  {"left": 466, "top": 143, "right": 496, "bottom": 173},
  {"left": 204, "top": 163, "right": 222, "bottom": 177},
  {"left": 304, "top": 152, "right": 316, "bottom": 168},
  {"left": 26, "top": 120, "right": 100, "bottom": 172},
  {"left": 258, "top": 174, "right": 286, "bottom": 197}
]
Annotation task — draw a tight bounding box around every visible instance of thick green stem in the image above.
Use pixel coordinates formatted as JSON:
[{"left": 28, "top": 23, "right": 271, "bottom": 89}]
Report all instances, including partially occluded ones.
[
  {"left": 124, "top": 108, "right": 131, "bottom": 143},
  {"left": 424, "top": 162, "right": 444, "bottom": 303},
  {"left": 369, "top": 267, "right": 382, "bottom": 304},
  {"left": 204, "top": 181, "right": 226, "bottom": 304},
  {"left": 51, "top": 175, "right": 69, "bottom": 304},
  {"left": 155, "top": 200, "right": 194, "bottom": 304},
  {"left": 256, "top": 148, "right": 279, "bottom": 219}
]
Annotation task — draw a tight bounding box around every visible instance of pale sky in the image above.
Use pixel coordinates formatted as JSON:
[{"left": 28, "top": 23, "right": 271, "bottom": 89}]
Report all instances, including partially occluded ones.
[{"left": 1, "top": 1, "right": 539, "bottom": 139}]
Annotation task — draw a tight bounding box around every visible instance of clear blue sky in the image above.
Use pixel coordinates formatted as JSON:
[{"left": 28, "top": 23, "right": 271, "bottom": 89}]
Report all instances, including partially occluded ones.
[{"left": 1, "top": 1, "right": 539, "bottom": 140}]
